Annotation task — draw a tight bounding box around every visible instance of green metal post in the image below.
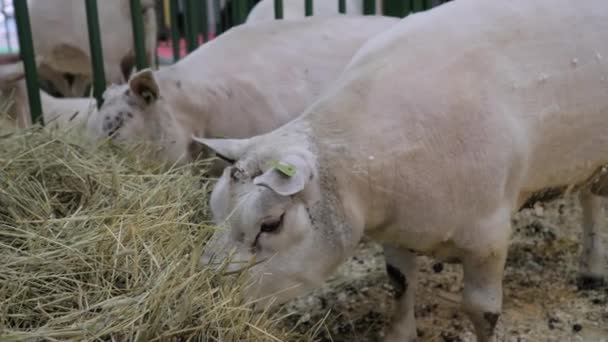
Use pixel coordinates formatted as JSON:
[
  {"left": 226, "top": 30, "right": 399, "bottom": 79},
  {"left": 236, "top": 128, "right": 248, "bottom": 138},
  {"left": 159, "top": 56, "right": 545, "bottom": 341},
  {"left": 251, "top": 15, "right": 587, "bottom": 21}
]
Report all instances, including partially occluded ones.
[
  {"left": 385, "top": 0, "right": 409, "bottom": 17},
  {"left": 200, "top": 0, "right": 208, "bottom": 42},
  {"left": 185, "top": 0, "right": 198, "bottom": 53},
  {"left": 85, "top": 0, "right": 107, "bottom": 108},
  {"left": 305, "top": 0, "right": 313, "bottom": 16},
  {"left": 221, "top": 0, "right": 231, "bottom": 33},
  {"left": 239, "top": 0, "right": 249, "bottom": 24},
  {"left": 14, "top": 0, "right": 42, "bottom": 124},
  {"left": 404, "top": 0, "right": 412, "bottom": 16},
  {"left": 338, "top": 0, "right": 346, "bottom": 13},
  {"left": 233, "top": 0, "right": 248, "bottom": 25},
  {"left": 170, "top": 0, "right": 181, "bottom": 61},
  {"left": 363, "top": 0, "right": 376, "bottom": 15},
  {"left": 213, "top": 0, "right": 222, "bottom": 35},
  {"left": 274, "top": 0, "right": 283, "bottom": 19},
  {"left": 130, "top": 0, "right": 148, "bottom": 70},
  {"left": 411, "top": 0, "right": 424, "bottom": 12},
  {"left": 193, "top": 0, "right": 201, "bottom": 42},
  {"left": 231, "top": 0, "right": 238, "bottom": 25}
]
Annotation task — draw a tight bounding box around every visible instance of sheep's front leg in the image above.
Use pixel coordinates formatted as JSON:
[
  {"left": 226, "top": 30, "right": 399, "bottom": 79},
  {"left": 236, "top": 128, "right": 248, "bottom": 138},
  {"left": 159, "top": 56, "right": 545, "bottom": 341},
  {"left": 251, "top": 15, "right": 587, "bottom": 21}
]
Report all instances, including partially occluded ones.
[
  {"left": 461, "top": 214, "right": 509, "bottom": 342},
  {"left": 462, "top": 247, "right": 507, "bottom": 342},
  {"left": 383, "top": 245, "right": 418, "bottom": 342},
  {"left": 578, "top": 189, "right": 606, "bottom": 289}
]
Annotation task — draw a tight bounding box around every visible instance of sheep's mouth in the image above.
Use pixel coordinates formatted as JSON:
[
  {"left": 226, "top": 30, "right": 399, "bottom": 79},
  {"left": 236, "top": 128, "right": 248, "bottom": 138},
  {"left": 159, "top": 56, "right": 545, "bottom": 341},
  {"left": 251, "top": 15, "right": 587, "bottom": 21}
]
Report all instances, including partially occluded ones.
[
  {"left": 203, "top": 257, "right": 268, "bottom": 276},
  {"left": 221, "top": 258, "right": 268, "bottom": 276}
]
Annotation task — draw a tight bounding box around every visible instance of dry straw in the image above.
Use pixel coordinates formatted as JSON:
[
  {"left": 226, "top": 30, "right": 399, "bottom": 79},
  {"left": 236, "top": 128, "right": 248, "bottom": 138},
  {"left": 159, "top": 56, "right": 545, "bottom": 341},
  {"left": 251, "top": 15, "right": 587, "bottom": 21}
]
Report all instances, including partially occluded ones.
[{"left": 0, "top": 120, "right": 308, "bottom": 341}]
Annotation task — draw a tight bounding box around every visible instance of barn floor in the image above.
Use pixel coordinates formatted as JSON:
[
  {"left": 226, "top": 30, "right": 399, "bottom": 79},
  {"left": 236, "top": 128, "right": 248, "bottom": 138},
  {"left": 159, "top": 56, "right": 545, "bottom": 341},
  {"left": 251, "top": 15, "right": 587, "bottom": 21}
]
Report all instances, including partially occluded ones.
[{"left": 278, "top": 195, "right": 608, "bottom": 341}]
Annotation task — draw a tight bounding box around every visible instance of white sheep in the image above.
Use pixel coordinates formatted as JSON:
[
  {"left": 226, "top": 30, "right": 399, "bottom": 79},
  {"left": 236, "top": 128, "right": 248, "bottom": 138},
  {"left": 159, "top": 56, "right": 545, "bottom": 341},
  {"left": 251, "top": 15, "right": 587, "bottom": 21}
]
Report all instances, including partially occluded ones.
[
  {"left": 86, "top": 16, "right": 399, "bottom": 168},
  {"left": 197, "top": 0, "right": 608, "bottom": 341}
]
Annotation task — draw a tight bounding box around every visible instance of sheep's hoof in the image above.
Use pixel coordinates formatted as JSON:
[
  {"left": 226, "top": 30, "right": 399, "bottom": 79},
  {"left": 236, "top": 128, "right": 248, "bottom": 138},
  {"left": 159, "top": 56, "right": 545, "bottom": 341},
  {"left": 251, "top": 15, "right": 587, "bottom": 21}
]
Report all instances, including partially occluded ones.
[{"left": 576, "top": 275, "right": 605, "bottom": 291}]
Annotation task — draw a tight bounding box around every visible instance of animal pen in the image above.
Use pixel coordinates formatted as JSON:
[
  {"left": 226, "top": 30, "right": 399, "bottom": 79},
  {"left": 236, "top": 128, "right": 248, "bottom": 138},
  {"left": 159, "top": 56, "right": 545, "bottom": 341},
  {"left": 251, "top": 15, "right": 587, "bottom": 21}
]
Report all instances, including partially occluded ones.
[
  {"left": 5, "top": 0, "right": 447, "bottom": 127},
  {"left": 3, "top": 2, "right": 607, "bottom": 341}
]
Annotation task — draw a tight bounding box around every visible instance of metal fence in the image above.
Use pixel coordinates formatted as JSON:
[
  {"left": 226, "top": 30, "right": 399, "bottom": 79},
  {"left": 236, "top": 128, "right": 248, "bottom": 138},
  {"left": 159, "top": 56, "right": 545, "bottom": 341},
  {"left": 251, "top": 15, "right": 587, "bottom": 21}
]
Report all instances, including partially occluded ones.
[{"left": 7, "top": 0, "right": 447, "bottom": 126}]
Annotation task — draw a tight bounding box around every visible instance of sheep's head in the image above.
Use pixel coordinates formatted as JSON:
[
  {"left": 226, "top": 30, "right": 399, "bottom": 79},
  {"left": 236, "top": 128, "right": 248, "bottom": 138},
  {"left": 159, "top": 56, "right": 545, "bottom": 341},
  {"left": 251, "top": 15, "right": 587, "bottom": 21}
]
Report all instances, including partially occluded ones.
[
  {"left": 86, "top": 69, "right": 189, "bottom": 165},
  {"left": 196, "top": 135, "right": 353, "bottom": 309}
]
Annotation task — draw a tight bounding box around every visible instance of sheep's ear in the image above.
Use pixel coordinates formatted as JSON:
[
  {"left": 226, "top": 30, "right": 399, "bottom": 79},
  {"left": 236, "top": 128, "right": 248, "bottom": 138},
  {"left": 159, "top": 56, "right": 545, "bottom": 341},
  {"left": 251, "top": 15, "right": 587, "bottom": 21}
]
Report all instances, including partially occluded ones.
[
  {"left": 191, "top": 136, "right": 251, "bottom": 164},
  {"left": 253, "top": 155, "right": 312, "bottom": 196},
  {"left": 128, "top": 68, "right": 159, "bottom": 105}
]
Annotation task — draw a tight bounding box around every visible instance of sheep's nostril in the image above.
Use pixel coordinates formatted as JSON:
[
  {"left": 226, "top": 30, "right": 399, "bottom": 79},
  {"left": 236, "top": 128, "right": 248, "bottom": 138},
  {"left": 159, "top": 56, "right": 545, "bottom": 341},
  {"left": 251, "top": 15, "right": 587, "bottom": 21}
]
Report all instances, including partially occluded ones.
[
  {"left": 104, "top": 116, "right": 124, "bottom": 138},
  {"left": 102, "top": 120, "right": 112, "bottom": 131}
]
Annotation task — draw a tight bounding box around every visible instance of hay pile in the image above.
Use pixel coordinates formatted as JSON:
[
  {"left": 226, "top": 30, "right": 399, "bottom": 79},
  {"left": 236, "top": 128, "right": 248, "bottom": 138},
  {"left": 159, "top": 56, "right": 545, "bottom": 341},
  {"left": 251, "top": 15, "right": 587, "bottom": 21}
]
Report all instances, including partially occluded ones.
[{"left": 0, "top": 123, "right": 306, "bottom": 341}]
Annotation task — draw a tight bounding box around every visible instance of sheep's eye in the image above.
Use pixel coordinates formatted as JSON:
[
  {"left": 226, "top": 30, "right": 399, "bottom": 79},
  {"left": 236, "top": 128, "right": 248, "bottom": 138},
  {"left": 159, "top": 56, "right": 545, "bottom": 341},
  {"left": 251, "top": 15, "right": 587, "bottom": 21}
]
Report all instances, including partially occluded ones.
[
  {"left": 260, "top": 214, "right": 284, "bottom": 233},
  {"left": 230, "top": 166, "right": 246, "bottom": 180}
]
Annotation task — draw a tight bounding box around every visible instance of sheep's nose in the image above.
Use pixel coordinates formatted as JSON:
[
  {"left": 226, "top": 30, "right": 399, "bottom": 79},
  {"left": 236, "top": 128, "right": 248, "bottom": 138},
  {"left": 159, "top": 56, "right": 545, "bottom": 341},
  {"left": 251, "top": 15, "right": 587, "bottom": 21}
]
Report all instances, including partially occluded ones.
[
  {"left": 199, "top": 248, "right": 256, "bottom": 275},
  {"left": 103, "top": 115, "right": 123, "bottom": 137},
  {"left": 199, "top": 249, "right": 233, "bottom": 271}
]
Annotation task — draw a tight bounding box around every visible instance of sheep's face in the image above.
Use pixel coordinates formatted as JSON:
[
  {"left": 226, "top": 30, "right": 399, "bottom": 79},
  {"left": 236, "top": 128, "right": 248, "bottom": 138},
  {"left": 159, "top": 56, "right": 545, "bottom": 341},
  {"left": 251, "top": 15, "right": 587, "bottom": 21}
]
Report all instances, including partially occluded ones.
[
  {"left": 86, "top": 69, "right": 190, "bottom": 165},
  {"left": 197, "top": 137, "right": 348, "bottom": 309}
]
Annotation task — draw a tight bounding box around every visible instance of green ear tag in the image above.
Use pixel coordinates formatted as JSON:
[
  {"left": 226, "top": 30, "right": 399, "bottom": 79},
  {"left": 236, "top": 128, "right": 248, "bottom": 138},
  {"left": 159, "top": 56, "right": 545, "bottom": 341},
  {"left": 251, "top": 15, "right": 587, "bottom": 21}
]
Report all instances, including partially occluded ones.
[{"left": 270, "top": 160, "right": 296, "bottom": 177}]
